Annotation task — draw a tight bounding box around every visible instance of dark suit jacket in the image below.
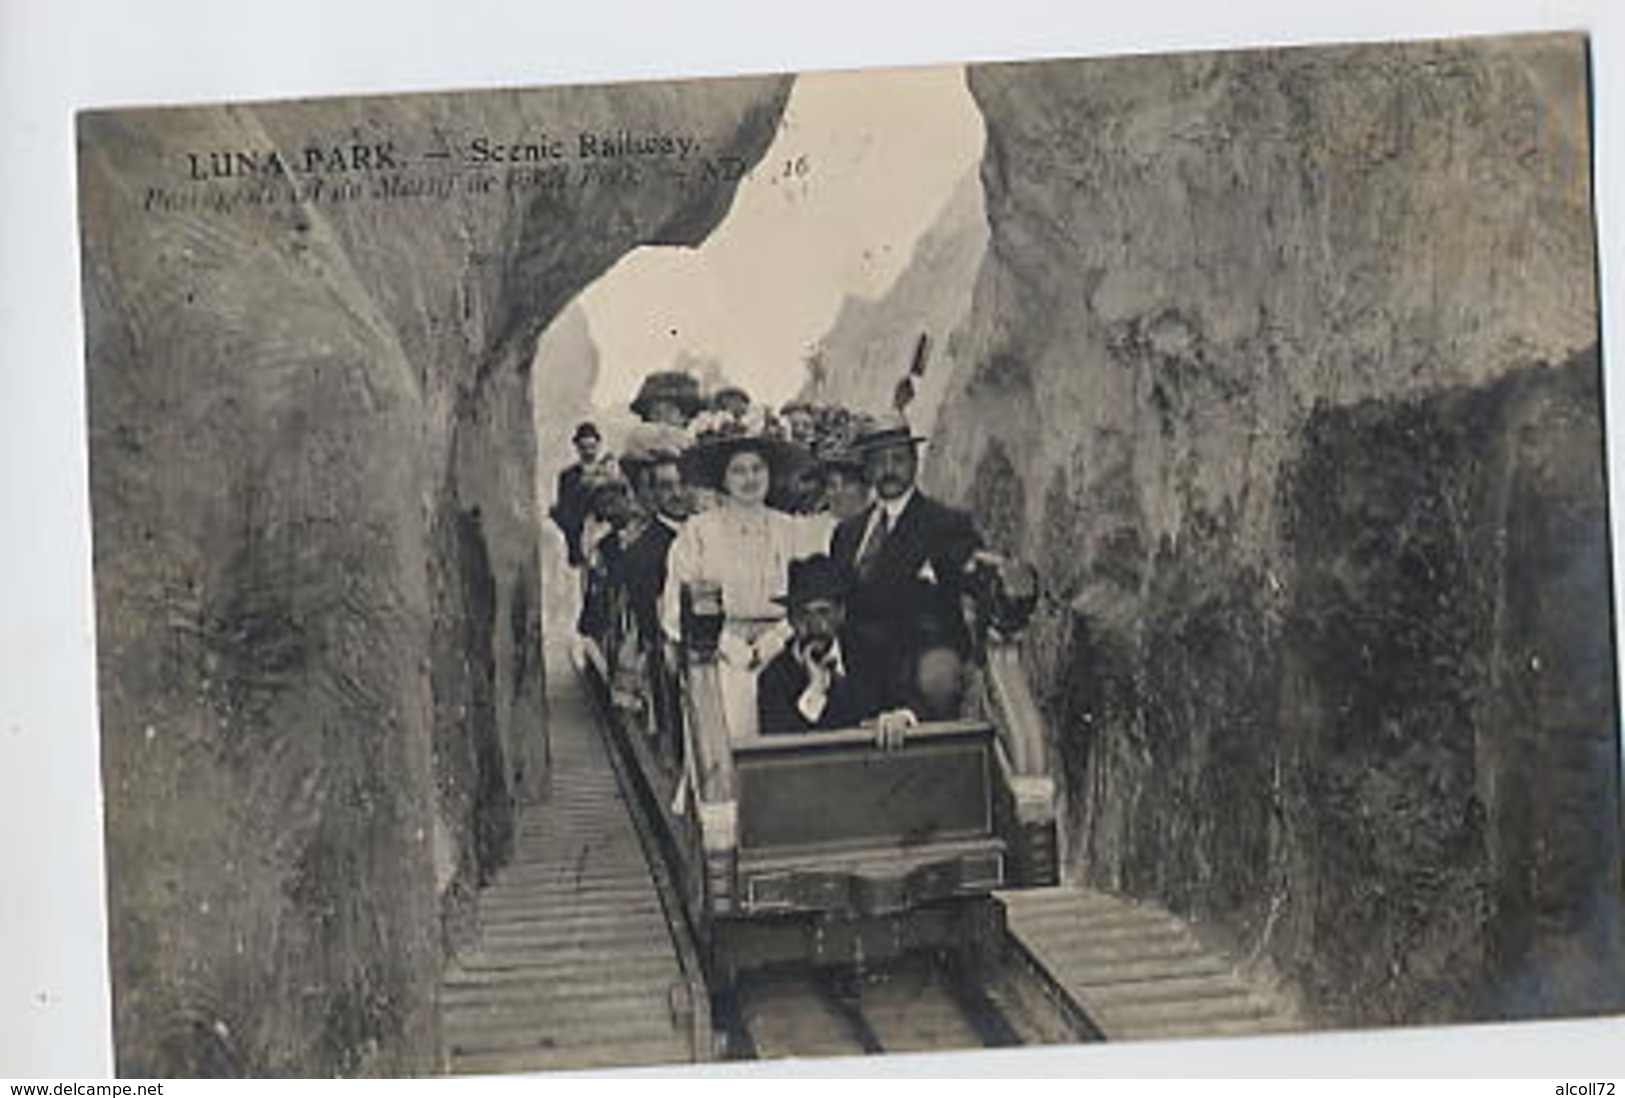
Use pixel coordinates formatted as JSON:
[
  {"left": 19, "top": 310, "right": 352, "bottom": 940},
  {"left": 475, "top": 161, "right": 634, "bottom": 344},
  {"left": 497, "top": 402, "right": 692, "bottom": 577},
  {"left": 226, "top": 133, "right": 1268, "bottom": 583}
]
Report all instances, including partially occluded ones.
[
  {"left": 613, "top": 516, "right": 680, "bottom": 648},
  {"left": 830, "top": 491, "right": 982, "bottom": 660},
  {"left": 757, "top": 633, "right": 897, "bottom": 735},
  {"left": 550, "top": 464, "right": 592, "bottom": 566}
]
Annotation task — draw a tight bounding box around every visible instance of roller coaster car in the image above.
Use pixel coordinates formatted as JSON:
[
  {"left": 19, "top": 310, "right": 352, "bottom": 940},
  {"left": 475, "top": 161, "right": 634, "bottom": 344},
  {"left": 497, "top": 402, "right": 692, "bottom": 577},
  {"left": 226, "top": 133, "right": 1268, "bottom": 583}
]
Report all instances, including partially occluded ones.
[
  {"left": 580, "top": 555, "right": 1055, "bottom": 985},
  {"left": 653, "top": 559, "right": 1059, "bottom": 984}
]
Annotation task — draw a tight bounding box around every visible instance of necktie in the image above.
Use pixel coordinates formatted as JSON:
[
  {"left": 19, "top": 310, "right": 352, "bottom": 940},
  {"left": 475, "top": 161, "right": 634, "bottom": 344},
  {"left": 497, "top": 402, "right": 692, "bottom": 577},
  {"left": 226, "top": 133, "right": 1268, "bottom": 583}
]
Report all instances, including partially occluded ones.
[{"left": 856, "top": 508, "right": 890, "bottom": 578}]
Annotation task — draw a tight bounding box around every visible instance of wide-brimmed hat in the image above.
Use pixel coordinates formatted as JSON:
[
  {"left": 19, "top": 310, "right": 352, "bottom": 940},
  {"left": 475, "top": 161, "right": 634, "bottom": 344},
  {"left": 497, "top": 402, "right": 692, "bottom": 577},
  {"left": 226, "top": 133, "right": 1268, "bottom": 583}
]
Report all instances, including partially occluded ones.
[
  {"left": 630, "top": 371, "right": 705, "bottom": 419},
  {"left": 617, "top": 422, "right": 691, "bottom": 474},
  {"left": 681, "top": 431, "right": 805, "bottom": 492},
  {"left": 710, "top": 384, "right": 751, "bottom": 407},
  {"left": 773, "top": 554, "right": 853, "bottom": 608},
  {"left": 849, "top": 410, "right": 927, "bottom": 454}
]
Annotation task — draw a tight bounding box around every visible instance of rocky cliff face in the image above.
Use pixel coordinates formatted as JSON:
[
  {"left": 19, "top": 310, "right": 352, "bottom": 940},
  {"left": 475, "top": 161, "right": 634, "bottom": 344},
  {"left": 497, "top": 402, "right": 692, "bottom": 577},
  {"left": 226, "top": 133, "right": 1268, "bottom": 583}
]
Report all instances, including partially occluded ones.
[
  {"left": 80, "top": 76, "right": 790, "bottom": 1075},
  {"left": 917, "top": 34, "right": 1617, "bottom": 1025},
  {"left": 805, "top": 168, "right": 987, "bottom": 432}
]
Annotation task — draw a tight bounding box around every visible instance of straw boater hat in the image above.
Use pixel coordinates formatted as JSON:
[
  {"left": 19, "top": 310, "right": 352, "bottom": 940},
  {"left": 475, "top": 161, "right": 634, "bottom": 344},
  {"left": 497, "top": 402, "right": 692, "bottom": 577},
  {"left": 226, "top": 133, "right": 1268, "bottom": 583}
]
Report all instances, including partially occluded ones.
[
  {"left": 848, "top": 410, "right": 928, "bottom": 454},
  {"left": 630, "top": 371, "right": 705, "bottom": 419},
  {"left": 680, "top": 410, "right": 806, "bottom": 491}
]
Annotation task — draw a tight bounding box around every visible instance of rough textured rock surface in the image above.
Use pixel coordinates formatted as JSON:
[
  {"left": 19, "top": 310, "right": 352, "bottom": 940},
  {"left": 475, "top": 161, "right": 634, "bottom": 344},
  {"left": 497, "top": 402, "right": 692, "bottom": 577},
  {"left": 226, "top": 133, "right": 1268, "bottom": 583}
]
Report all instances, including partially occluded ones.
[
  {"left": 804, "top": 169, "right": 987, "bottom": 433},
  {"left": 907, "top": 35, "right": 1617, "bottom": 1026},
  {"left": 80, "top": 76, "right": 790, "bottom": 1075}
]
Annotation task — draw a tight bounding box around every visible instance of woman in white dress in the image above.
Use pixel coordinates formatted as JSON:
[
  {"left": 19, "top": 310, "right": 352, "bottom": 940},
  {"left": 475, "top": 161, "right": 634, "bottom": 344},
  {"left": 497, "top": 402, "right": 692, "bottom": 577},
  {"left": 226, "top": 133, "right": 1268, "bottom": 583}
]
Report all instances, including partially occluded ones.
[{"left": 662, "top": 418, "right": 834, "bottom": 741}]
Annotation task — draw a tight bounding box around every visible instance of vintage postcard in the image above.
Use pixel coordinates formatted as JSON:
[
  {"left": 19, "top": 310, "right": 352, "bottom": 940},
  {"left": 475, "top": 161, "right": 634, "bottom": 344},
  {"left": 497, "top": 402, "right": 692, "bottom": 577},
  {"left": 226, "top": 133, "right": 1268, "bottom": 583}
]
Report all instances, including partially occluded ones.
[{"left": 76, "top": 30, "right": 1622, "bottom": 1076}]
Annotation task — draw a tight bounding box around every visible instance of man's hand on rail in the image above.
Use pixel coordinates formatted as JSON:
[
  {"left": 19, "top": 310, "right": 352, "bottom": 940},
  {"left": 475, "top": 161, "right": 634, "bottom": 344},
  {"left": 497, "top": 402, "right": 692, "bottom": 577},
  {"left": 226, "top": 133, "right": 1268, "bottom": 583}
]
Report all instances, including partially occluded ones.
[{"left": 873, "top": 708, "right": 918, "bottom": 752}]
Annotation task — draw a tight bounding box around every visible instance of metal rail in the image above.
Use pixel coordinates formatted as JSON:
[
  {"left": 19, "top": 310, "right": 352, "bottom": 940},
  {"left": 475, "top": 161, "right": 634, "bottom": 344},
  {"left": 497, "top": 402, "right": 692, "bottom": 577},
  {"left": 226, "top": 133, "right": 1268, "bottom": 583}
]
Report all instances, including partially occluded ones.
[
  {"left": 576, "top": 651, "right": 1104, "bottom": 1063},
  {"left": 444, "top": 635, "right": 1286, "bottom": 1074}
]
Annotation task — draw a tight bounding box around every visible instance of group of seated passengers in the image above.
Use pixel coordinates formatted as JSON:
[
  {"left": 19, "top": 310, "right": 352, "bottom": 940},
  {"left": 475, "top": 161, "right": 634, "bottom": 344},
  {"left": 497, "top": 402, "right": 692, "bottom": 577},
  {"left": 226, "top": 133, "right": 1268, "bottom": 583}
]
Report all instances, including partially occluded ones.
[{"left": 549, "top": 369, "right": 990, "bottom": 747}]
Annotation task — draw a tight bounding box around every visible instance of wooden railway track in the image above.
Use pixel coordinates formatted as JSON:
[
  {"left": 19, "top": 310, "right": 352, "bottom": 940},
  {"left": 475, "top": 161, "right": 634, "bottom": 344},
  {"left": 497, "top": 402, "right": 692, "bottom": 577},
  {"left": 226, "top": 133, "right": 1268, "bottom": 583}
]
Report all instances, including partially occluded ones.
[
  {"left": 438, "top": 650, "right": 700, "bottom": 1075},
  {"left": 721, "top": 949, "right": 1085, "bottom": 1060},
  {"left": 437, "top": 650, "right": 1298, "bottom": 1075}
]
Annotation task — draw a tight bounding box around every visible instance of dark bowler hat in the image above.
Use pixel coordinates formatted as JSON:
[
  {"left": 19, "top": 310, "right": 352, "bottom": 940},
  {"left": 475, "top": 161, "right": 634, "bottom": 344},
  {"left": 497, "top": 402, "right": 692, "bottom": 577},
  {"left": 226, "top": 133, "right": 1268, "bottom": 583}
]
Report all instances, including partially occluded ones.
[
  {"left": 849, "top": 410, "right": 928, "bottom": 454},
  {"left": 572, "top": 421, "right": 601, "bottom": 443},
  {"left": 630, "top": 371, "right": 705, "bottom": 419},
  {"left": 773, "top": 554, "right": 854, "bottom": 608}
]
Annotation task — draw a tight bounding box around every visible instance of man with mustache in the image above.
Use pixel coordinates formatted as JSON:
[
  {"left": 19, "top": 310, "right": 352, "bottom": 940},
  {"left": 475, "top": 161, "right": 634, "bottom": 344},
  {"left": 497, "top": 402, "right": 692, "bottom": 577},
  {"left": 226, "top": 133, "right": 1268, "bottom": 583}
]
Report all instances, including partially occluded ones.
[
  {"left": 757, "top": 554, "right": 914, "bottom": 748},
  {"left": 613, "top": 453, "right": 691, "bottom": 750},
  {"left": 614, "top": 454, "right": 690, "bottom": 650},
  {"left": 828, "top": 412, "right": 984, "bottom": 688}
]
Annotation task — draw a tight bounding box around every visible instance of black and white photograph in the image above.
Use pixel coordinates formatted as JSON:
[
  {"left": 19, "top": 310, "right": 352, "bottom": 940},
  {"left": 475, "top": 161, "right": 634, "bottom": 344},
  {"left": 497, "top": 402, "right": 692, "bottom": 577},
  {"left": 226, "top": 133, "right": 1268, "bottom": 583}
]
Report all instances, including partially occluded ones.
[{"left": 64, "top": 27, "right": 1623, "bottom": 1077}]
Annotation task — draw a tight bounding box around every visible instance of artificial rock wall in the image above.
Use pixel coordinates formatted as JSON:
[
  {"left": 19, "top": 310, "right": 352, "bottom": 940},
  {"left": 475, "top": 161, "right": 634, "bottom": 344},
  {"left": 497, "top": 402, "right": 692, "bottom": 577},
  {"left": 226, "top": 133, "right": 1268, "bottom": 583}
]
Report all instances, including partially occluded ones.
[
  {"left": 80, "top": 75, "right": 790, "bottom": 1075},
  {"left": 919, "top": 34, "right": 1618, "bottom": 1026},
  {"left": 806, "top": 168, "right": 988, "bottom": 436}
]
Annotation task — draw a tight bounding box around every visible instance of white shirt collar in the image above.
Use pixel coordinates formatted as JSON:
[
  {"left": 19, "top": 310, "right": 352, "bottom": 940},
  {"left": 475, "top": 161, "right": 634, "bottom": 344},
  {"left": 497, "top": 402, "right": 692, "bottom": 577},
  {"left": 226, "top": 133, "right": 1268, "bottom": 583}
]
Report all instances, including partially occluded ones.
[{"left": 877, "top": 487, "right": 915, "bottom": 524}]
